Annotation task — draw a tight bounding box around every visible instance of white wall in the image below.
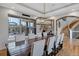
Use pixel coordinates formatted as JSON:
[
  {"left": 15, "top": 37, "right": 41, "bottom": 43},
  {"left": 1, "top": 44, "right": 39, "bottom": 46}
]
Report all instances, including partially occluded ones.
[{"left": 0, "top": 6, "right": 8, "bottom": 50}]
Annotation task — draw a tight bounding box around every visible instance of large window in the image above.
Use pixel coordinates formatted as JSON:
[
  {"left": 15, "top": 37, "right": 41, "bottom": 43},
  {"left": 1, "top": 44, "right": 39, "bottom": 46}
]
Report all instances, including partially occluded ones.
[
  {"left": 8, "top": 16, "right": 36, "bottom": 43},
  {"left": 8, "top": 16, "right": 36, "bottom": 36},
  {"left": 8, "top": 17, "right": 21, "bottom": 35}
]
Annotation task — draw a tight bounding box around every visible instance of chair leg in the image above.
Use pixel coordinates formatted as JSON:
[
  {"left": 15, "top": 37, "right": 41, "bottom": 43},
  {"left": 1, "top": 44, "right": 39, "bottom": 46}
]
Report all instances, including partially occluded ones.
[
  {"left": 53, "top": 51, "right": 57, "bottom": 56},
  {"left": 59, "top": 44, "right": 63, "bottom": 50},
  {"left": 28, "top": 52, "right": 31, "bottom": 56},
  {"left": 43, "top": 50, "right": 47, "bottom": 56},
  {"left": 7, "top": 49, "right": 10, "bottom": 56}
]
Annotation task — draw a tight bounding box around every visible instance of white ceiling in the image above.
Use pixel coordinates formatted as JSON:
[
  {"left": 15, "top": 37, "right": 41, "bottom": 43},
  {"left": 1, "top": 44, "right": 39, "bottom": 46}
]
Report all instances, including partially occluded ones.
[
  {"left": 20, "top": 3, "right": 72, "bottom": 14},
  {"left": 0, "top": 3, "right": 79, "bottom": 18}
]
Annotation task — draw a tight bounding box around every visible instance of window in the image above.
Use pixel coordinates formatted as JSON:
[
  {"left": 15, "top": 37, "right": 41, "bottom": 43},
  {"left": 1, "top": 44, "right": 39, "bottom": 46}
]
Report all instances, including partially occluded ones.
[
  {"left": 28, "top": 22, "right": 35, "bottom": 34},
  {"left": 8, "top": 16, "right": 36, "bottom": 36},
  {"left": 8, "top": 17, "right": 20, "bottom": 25},
  {"left": 28, "top": 22, "right": 34, "bottom": 28},
  {"left": 21, "top": 20, "right": 26, "bottom": 26},
  {"left": 21, "top": 19, "right": 27, "bottom": 34},
  {"left": 8, "top": 17, "right": 21, "bottom": 35}
]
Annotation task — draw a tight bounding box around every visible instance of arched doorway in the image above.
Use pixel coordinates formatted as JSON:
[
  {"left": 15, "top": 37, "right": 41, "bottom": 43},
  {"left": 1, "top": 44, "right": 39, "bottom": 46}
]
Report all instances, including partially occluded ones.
[{"left": 56, "top": 16, "right": 79, "bottom": 38}]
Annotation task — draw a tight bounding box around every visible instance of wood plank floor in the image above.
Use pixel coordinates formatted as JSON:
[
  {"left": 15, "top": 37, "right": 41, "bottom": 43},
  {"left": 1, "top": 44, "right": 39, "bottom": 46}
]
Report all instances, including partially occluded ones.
[
  {"left": 0, "top": 49, "right": 7, "bottom": 56},
  {"left": 57, "top": 36, "right": 79, "bottom": 56}
]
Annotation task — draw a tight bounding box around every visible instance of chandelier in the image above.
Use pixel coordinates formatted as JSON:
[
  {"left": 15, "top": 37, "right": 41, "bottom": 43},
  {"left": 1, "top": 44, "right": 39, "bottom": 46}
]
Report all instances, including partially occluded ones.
[{"left": 36, "top": 3, "right": 48, "bottom": 21}]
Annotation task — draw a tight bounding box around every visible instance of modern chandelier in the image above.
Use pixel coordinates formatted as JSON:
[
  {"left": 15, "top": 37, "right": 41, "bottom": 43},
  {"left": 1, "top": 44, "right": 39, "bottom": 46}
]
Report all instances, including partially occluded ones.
[{"left": 36, "top": 3, "right": 48, "bottom": 21}]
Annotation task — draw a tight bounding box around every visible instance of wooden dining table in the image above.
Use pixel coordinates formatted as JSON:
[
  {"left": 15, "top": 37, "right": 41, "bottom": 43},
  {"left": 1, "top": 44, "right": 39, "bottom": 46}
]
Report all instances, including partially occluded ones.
[{"left": 7, "top": 34, "right": 54, "bottom": 56}]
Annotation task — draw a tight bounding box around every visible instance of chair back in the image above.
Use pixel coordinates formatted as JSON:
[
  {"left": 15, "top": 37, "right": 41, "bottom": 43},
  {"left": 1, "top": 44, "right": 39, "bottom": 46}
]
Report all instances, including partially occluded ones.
[
  {"left": 15, "top": 34, "right": 25, "bottom": 46},
  {"left": 28, "top": 33, "right": 36, "bottom": 39},
  {"left": 31, "top": 39, "right": 45, "bottom": 56},
  {"left": 60, "top": 33, "right": 64, "bottom": 44},
  {"left": 55, "top": 35, "right": 61, "bottom": 48},
  {"left": 37, "top": 33, "right": 42, "bottom": 38},
  {"left": 8, "top": 35, "right": 15, "bottom": 42},
  {"left": 15, "top": 34, "right": 25, "bottom": 42},
  {"left": 43, "top": 32, "right": 47, "bottom": 38},
  {"left": 47, "top": 36, "right": 56, "bottom": 54}
]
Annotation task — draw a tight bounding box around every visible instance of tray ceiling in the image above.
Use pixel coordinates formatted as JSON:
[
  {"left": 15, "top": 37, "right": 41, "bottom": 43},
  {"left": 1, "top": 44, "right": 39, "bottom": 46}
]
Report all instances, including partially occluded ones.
[{"left": 0, "top": 3, "right": 79, "bottom": 17}]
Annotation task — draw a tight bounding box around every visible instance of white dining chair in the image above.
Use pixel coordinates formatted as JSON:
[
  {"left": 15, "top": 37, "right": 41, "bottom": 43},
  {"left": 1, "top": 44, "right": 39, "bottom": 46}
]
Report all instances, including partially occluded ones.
[
  {"left": 60, "top": 33, "right": 64, "bottom": 44},
  {"left": 25, "top": 36, "right": 29, "bottom": 44},
  {"left": 8, "top": 35, "right": 16, "bottom": 42},
  {"left": 55, "top": 34, "right": 61, "bottom": 50},
  {"left": 59, "top": 33, "right": 64, "bottom": 48},
  {"left": 31, "top": 39, "right": 45, "bottom": 56},
  {"left": 47, "top": 36, "right": 56, "bottom": 55},
  {"left": 43, "top": 32, "right": 47, "bottom": 39},
  {"left": 28, "top": 33, "right": 36, "bottom": 39},
  {"left": 28, "top": 33, "right": 36, "bottom": 44},
  {"left": 15, "top": 34, "right": 26, "bottom": 46},
  {"left": 36, "top": 33, "right": 42, "bottom": 40}
]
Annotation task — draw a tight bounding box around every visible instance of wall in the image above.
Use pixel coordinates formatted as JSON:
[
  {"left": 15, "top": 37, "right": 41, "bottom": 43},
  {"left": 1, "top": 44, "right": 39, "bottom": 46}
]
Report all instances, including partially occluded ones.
[{"left": 0, "top": 6, "right": 8, "bottom": 50}]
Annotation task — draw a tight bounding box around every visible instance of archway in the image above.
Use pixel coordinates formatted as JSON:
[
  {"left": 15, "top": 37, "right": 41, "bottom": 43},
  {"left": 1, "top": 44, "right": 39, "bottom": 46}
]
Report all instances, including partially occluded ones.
[
  {"left": 56, "top": 16, "right": 79, "bottom": 38},
  {"left": 56, "top": 16, "right": 79, "bottom": 36}
]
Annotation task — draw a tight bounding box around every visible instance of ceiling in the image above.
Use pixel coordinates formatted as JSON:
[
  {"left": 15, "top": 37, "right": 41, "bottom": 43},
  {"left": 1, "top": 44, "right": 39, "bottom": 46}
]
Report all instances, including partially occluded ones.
[
  {"left": 19, "top": 3, "right": 72, "bottom": 14},
  {"left": 0, "top": 3, "right": 79, "bottom": 18}
]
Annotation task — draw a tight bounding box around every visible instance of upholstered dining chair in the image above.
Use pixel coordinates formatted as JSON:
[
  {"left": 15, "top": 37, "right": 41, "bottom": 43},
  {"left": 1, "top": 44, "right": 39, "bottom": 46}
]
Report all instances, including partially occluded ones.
[
  {"left": 15, "top": 34, "right": 26, "bottom": 46},
  {"left": 31, "top": 39, "right": 45, "bottom": 56},
  {"left": 28, "top": 33, "right": 36, "bottom": 44},
  {"left": 46, "top": 36, "right": 56, "bottom": 55}
]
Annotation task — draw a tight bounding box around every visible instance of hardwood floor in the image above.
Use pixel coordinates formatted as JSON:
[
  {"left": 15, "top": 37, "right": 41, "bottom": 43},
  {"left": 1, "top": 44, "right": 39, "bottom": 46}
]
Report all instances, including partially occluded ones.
[
  {"left": 0, "top": 49, "right": 7, "bottom": 56},
  {"left": 57, "top": 36, "right": 79, "bottom": 56}
]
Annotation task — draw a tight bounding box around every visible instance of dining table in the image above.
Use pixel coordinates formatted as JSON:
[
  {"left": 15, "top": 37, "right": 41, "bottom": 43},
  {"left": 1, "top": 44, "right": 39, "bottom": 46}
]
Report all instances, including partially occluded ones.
[{"left": 7, "top": 34, "right": 54, "bottom": 56}]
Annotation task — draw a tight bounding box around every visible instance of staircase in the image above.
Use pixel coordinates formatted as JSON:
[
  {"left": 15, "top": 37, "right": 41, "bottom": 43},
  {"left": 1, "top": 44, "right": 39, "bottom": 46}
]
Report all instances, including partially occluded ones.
[{"left": 61, "top": 19, "right": 79, "bottom": 38}]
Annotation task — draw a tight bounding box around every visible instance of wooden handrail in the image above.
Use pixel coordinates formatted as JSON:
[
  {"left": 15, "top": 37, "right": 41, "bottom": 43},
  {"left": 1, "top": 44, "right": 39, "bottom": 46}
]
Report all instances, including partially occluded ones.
[
  {"left": 69, "top": 20, "right": 79, "bottom": 29},
  {"left": 56, "top": 16, "right": 79, "bottom": 35},
  {"left": 61, "top": 19, "right": 79, "bottom": 33}
]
